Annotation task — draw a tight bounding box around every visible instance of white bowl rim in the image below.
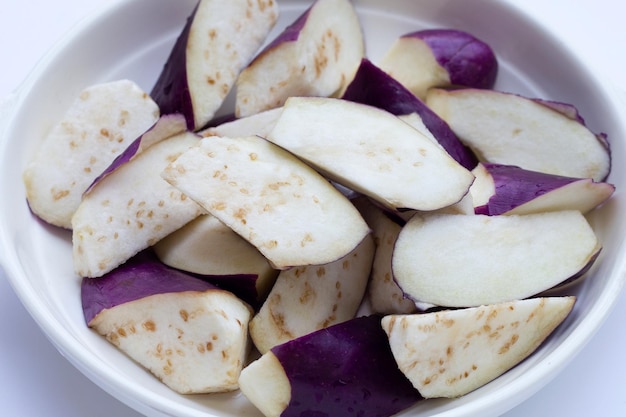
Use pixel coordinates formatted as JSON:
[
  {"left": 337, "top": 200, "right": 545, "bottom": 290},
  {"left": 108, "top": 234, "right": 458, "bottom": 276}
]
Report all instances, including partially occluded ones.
[{"left": 2, "top": 1, "right": 626, "bottom": 416}]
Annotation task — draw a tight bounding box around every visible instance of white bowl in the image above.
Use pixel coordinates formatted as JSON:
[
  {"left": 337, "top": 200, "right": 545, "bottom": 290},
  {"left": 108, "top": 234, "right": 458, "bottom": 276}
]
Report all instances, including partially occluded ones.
[{"left": 1, "top": 0, "right": 626, "bottom": 416}]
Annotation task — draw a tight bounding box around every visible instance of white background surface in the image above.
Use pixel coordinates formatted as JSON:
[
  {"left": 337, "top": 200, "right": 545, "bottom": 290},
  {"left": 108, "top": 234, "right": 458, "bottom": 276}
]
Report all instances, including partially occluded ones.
[{"left": 1, "top": 1, "right": 626, "bottom": 416}]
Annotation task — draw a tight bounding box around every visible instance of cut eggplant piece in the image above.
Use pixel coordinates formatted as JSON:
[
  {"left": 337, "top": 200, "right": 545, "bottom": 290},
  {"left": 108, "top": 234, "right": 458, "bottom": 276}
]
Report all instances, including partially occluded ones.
[
  {"left": 162, "top": 135, "right": 370, "bottom": 269},
  {"left": 151, "top": 0, "right": 278, "bottom": 130},
  {"left": 72, "top": 126, "right": 204, "bottom": 278},
  {"left": 342, "top": 58, "right": 478, "bottom": 170},
  {"left": 235, "top": 0, "right": 364, "bottom": 117},
  {"left": 382, "top": 296, "right": 575, "bottom": 398},
  {"left": 23, "top": 79, "right": 160, "bottom": 228},
  {"left": 249, "top": 234, "right": 374, "bottom": 354},
  {"left": 200, "top": 107, "right": 283, "bottom": 139},
  {"left": 471, "top": 163, "right": 615, "bottom": 215},
  {"left": 266, "top": 96, "right": 475, "bottom": 211},
  {"left": 378, "top": 29, "right": 498, "bottom": 100},
  {"left": 239, "top": 315, "right": 423, "bottom": 417},
  {"left": 154, "top": 213, "right": 278, "bottom": 307},
  {"left": 82, "top": 251, "right": 252, "bottom": 394},
  {"left": 392, "top": 211, "right": 600, "bottom": 307},
  {"left": 426, "top": 88, "right": 611, "bottom": 181},
  {"left": 352, "top": 197, "right": 417, "bottom": 315}
]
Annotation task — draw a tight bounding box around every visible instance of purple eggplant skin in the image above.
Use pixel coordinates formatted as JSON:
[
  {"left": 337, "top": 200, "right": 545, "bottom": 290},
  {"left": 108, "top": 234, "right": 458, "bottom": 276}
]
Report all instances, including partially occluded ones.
[
  {"left": 342, "top": 58, "right": 478, "bottom": 170},
  {"left": 271, "top": 315, "right": 423, "bottom": 417},
  {"left": 150, "top": 5, "right": 197, "bottom": 129},
  {"left": 81, "top": 250, "right": 220, "bottom": 325},
  {"left": 409, "top": 29, "right": 498, "bottom": 89},
  {"left": 474, "top": 163, "right": 613, "bottom": 216}
]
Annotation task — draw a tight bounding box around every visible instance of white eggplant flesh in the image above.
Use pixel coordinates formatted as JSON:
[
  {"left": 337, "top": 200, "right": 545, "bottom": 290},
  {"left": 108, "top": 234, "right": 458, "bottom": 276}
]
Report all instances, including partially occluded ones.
[
  {"left": 235, "top": 0, "right": 364, "bottom": 117},
  {"left": 266, "top": 96, "right": 475, "bottom": 211},
  {"left": 72, "top": 130, "right": 204, "bottom": 278},
  {"left": 89, "top": 289, "right": 252, "bottom": 394},
  {"left": 151, "top": 0, "right": 278, "bottom": 130},
  {"left": 238, "top": 352, "right": 290, "bottom": 417},
  {"left": 249, "top": 234, "right": 374, "bottom": 353},
  {"left": 425, "top": 88, "right": 611, "bottom": 181},
  {"left": 381, "top": 296, "right": 576, "bottom": 398},
  {"left": 392, "top": 211, "right": 600, "bottom": 307},
  {"left": 162, "top": 135, "right": 370, "bottom": 269},
  {"left": 23, "top": 79, "right": 159, "bottom": 228},
  {"left": 352, "top": 197, "right": 417, "bottom": 315},
  {"left": 378, "top": 36, "right": 450, "bottom": 101}
]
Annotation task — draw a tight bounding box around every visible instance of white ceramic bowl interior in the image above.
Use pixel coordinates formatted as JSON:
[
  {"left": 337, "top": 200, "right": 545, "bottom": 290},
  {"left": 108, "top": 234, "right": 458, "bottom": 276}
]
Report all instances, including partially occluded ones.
[{"left": 2, "top": 0, "right": 626, "bottom": 416}]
